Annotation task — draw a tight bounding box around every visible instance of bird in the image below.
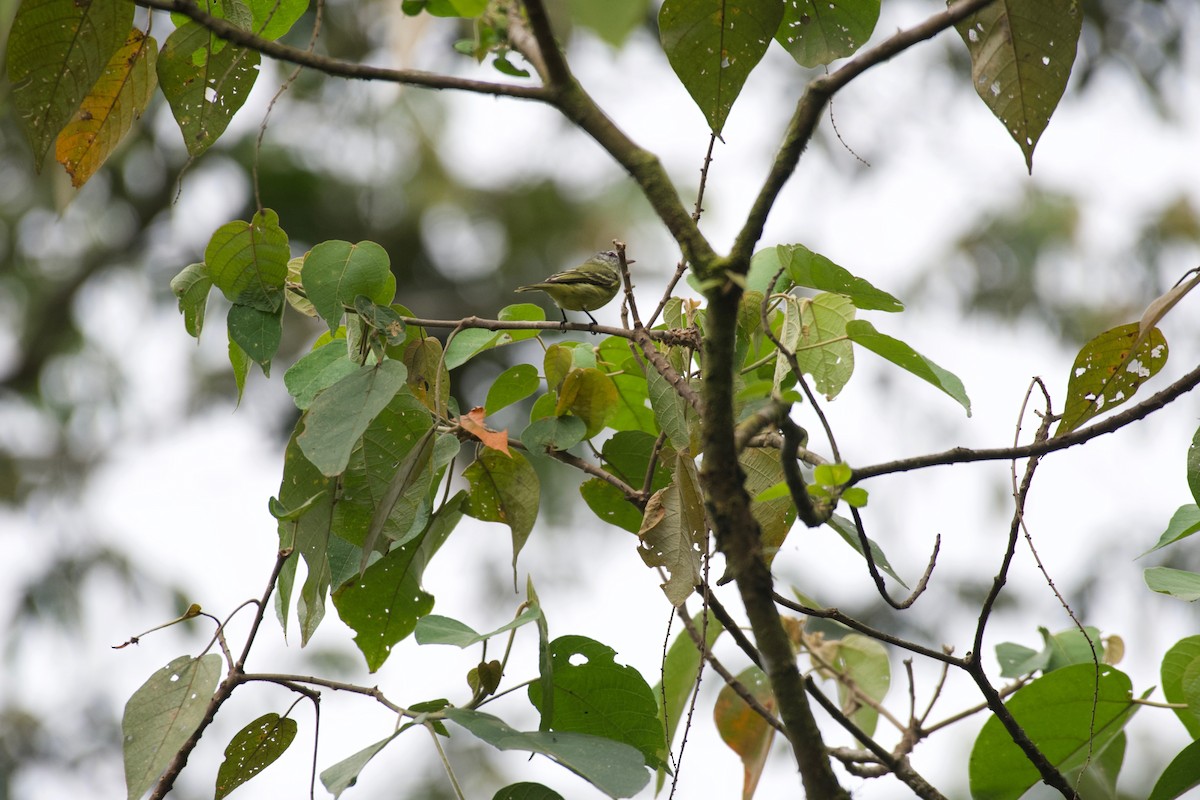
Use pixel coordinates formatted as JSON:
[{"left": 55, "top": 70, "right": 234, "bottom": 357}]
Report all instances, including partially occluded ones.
[{"left": 515, "top": 250, "right": 633, "bottom": 326}]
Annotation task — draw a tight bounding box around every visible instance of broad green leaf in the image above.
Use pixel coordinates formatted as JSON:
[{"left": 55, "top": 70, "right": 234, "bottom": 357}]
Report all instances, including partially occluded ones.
[
  {"left": 567, "top": 0, "right": 648, "bottom": 47},
  {"left": 1056, "top": 322, "right": 1168, "bottom": 436},
  {"left": 845, "top": 319, "right": 971, "bottom": 416},
  {"left": 444, "top": 327, "right": 504, "bottom": 370},
  {"left": 1149, "top": 738, "right": 1200, "bottom": 800},
  {"left": 776, "top": 0, "right": 880, "bottom": 68},
  {"left": 204, "top": 209, "right": 290, "bottom": 313},
  {"left": 608, "top": 374, "right": 658, "bottom": 435},
  {"left": 170, "top": 263, "right": 212, "bottom": 339},
  {"left": 354, "top": 296, "right": 405, "bottom": 345},
  {"left": 746, "top": 248, "right": 792, "bottom": 295},
  {"left": 1160, "top": 636, "right": 1200, "bottom": 738},
  {"left": 301, "top": 240, "right": 394, "bottom": 332},
  {"left": 214, "top": 713, "right": 298, "bottom": 800},
  {"left": 122, "top": 654, "right": 223, "bottom": 800},
  {"left": 742, "top": 447, "right": 796, "bottom": 558},
  {"left": 283, "top": 341, "right": 358, "bottom": 410},
  {"left": 955, "top": 0, "right": 1082, "bottom": 172},
  {"left": 227, "top": 302, "right": 283, "bottom": 372},
  {"left": 968, "top": 665, "right": 1140, "bottom": 800},
  {"left": 646, "top": 362, "right": 693, "bottom": 452},
  {"left": 580, "top": 478, "right": 643, "bottom": 534},
  {"left": 793, "top": 293, "right": 856, "bottom": 400},
  {"left": 996, "top": 641, "right": 1045, "bottom": 679},
  {"left": 247, "top": 0, "right": 309, "bottom": 40},
  {"left": 228, "top": 337, "right": 250, "bottom": 404},
  {"left": 637, "top": 453, "right": 704, "bottom": 605},
  {"left": 296, "top": 361, "right": 408, "bottom": 477},
  {"left": 157, "top": 20, "right": 260, "bottom": 156},
  {"left": 498, "top": 303, "right": 546, "bottom": 342},
  {"left": 582, "top": 431, "right": 673, "bottom": 532},
  {"left": 415, "top": 606, "right": 543, "bottom": 647},
  {"left": 55, "top": 27, "right": 158, "bottom": 187},
  {"left": 330, "top": 391, "right": 436, "bottom": 551},
  {"left": 401, "top": 336, "right": 450, "bottom": 413},
  {"left": 544, "top": 344, "right": 574, "bottom": 393},
  {"left": 826, "top": 634, "right": 889, "bottom": 738},
  {"left": 1189, "top": 426, "right": 1200, "bottom": 507},
  {"left": 779, "top": 244, "right": 902, "bottom": 312},
  {"left": 713, "top": 665, "right": 776, "bottom": 800},
  {"left": 463, "top": 448, "right": 540, "bottom": 572},
  {"left": 1146, "top": 567, "right": 1200, "bottom": 602},
  {"left": 658, "top": 0, "right": 784, "bottom": 135},
  {"left": 319, "top": 732, "right": 401, "bottom": 799},
  {"left": 522, "top": 415, "right": 587, "bottom": 453},
  {"left": 826, "top": 514, "right": 908, "bottom": 588},
  {"left": 494, "top": 783, "right": 565, "bottom": 800},
  {"left": 771, "top": 295, "right": 804, "bottom": 394},
  {"left": 277, "top": 427, "right": 335, "bottom": 643},
  {"left": 444, "top": 708, "right": 651, "bottom": 799},
  {"left": 6, "top": 0, "right": 132, "bottom": 169},
  {"left": 486, "top": 364, "right": 540, "bottom": 415},
  {"left": 404, "top": 0, "right": 489, "bottom": 17},
  {"left": 555, "top": 368, "right": 618, "bottom": 438},
  {"left": 332, "top": 493, "right": 461, "bottom": 672},
  {"left": 1142, "top": 505, "right": 1200, "bottom": 557},
  {"left": 528, "top": 636, "right": 664, "bottom": 769},
  {"left": 656, "top": 611, "right": 722, "bottom": 756}
]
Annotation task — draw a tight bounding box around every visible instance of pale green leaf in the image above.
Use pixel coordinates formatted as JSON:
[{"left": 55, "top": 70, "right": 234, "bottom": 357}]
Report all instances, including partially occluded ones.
[
  {"left": 301, "top": 240, "right": 394, "bottom": 332},
  {"left": 846, "top": 319, "right": 971, "bottom": 415},
  {"left": 283, "top": 341, "right": 358, "bottom": 410},
  {"left": 780, "top": 244, "right": 902, "bottom": 312},
  {"left": 1161, "top": 635, "right": 1200, "bottom": 738},
  {"left": 1145, "top": 567, "right": 1200, "bottom": 602},
  {"left": 319, "top": 733, "right": 401, "bottom": 799},
  {"left": 296, "top": 361, "right": 408, "bottom": 477},
  {"left": 170, "top": 262, "right": 212, "bottom": 339},
  {"left": 204, "top": 209, "right": 290, "bottom": 312},
  {"left": 463, "top": 448, "right": 540, "bottom": 572},
  {"left": 637, "top": 453, "right": 704, "bottom": 605},
  {"left": 486, "top": 364, "right": 540, "bottom": 415},
  {"left": 1149, "top": 739, "right": 1200, "bottom": 800},
  {"left": 1142, "top": 505, "right": 1200, "bottom": 557},
  {"left": 794, "top": 293, "right": 856, "bottom": 400},
  {"left": 415, "top": 606, "right": 543, "bottom": 648}
]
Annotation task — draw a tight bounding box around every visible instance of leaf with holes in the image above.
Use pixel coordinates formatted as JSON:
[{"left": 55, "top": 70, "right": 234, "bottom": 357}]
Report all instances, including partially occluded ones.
[
  {"left": 122, "top": 654, "right": 222, "bottom": 800},
  {"left": 1055, "top": 322, "right": 1167, "bottom": 436},
  {"left": 658, "top": 0, "right": 784, "bottom": 134},
  {"left": 637, "top": 453, "right": 704, "bottom": 606},
  {"left": 6, "top": 0, "right": 133, "bottom": 169},
  {"left": 794, "top": 293, "right": 856, "bottom": 400},
  {"left": 55, "top": 27, "right": 157, "bottom": 187},
  {"left": 214, "top": 713, "right": 298, "bottom": 799},
  {"left": 776, "top": 0, "right": 880, "bottom": 68},
  {"left": 157, "top": 20, "right": 260, "bottom": 157},
  {"left": 463, "top": 448, "right": 540, "bottom": 574},
  {"left": 955, "top": 0, "right": 1082, "bottom": 172}
]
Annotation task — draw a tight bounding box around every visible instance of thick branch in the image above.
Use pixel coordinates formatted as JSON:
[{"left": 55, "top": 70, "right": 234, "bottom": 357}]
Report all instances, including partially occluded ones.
[
  {"left": 136, "top": 0, "right": 548, "bottom": 99},
  {"left": 730, "top": 0, "right": 998, "bottom": 264}
]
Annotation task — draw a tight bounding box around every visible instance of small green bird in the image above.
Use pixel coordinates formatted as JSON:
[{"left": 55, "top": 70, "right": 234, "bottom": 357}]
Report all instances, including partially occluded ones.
[{"left": 515, "top": 250, "right": 632, "bottom": 326}]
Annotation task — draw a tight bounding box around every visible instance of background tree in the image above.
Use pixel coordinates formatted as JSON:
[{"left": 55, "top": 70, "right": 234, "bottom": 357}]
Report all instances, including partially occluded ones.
[{"left": 2, "top": 1, "right": 1200, "bottom": 800}]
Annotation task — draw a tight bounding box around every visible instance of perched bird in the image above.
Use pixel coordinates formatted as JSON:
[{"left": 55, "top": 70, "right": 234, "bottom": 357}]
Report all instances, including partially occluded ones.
[{"left": 516, "top": 250, "right": 632, "bottom": 326}]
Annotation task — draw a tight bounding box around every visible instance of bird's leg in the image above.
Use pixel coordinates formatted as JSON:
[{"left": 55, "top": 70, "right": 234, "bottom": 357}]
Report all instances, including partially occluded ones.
[
  {"left": 584, "top": 310, "right": 600, "bottom": 334},
  {"left": 559, "top": 308, "right": 569, "bottom": 330}
]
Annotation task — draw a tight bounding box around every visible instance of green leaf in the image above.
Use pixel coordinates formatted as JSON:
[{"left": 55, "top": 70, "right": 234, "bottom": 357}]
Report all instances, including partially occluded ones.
[
  {"left": 826, "top": 634, "right": 890, "bottom": 738},
  {"left": 746, "top": 248, "right": 791, "bottom": 295},
  {"left": 567, "top": 0, "right": 648, "bottom": 47},
  {"left": 607, "top": 374, "right": 659, "bottom": 435},
  {"left": 301, "top": 240, "right": 394, "bottom": 332},
  {"left": 228, "top": 337, "right": 250, "bottom": 404},
  {"left": 522, "top": 415, "right": 587, "bottom": 453},
  {"left": 444, "top": 708, "right": 651, "bottom": 799},
  {"left": 122, "top": 654, "right": 223, "bottom": 800},
  {"left": 658, "top": 0, "right": 784, "bottom": 135},
  {"left": 1189, "top": 426, "right": 1200, "bottom": 507},
  {"left": 405, "top": 0, "right": 489, "bottom": 17},
  {"left": 968, "top": 664, "right": 1139, "bottom": 800},
  {"left": 996, "top": 641, "right": 1045, "bottom": 678},
  {"left": 55, "top": 27, "right": 158, "bottom": 188},
  {"left": 1145, "top": 567, "right": 1200, "bottom": 602},
  {"left": 742, "top": 447, "right": 796, "bottom": 558},
  {"left": 332, "top": 492, "right": 461, "bottom": 672},
  {"left": 498, "top": 303, "right": 546, "bottom": 342},
  {"left": 1142, "top": 505, "right": 1200, "bottom": 557},
  {"left": 319, "top": 733, "right": 401, "bottom": 799},
  {"left": 646, "top": 362, "right": 693, "bottom": 452},
  {"left": 845, "top": 319, "right": 971, "bottom": 415},
  {"left": 357, "top": 426, "right": 437, "bottom": 571},
  {"left": 171, "top": 263, "right": 212, "bottom": 339},
  {"left": 444, "top": 327, "right": 504, "bottom": 370},
  {"left": 637, "top": 452, "right": 704, "bottom": 605},
  {"left": 415, "top": 606, "right": 543, "bottom": 648},
  {"left": 246, "top": 0, "right": 309, "bottom": 40},
  {"left": 487, "top": 364, "right": 540, "bottom": 415},
  {"left": 227, "top": 302, "right": 283, "bottom": 372},
  {"left": 283, "top": 341, "right": 358, "bottom": 410},
  {"left": 296, "top": 361, "right": 408, "bottom": 477},
  {"left": 401, "top": 336, "right": 450, "bottom": 413},
  {"left": 1055, "top": 322, "right": 1168, "bottom": 435},
  {"left": 354, "top": 296, "right": 406, "bottom": 345},
  {"left": 1149, "top": 738, "right": 1200, "bottom": 800},
  {"left": 555, "top": 368, "right": 618, "bottom": 438},
  {"left": 656, "top": 611, "right": 722, "bottom": 757},
  {"left": 544, "top": 344, "right": 574, "bottom": 393},
  {"left": 713, "top": 665, "right": 776, "bottom": 800},
  {"left": 1160, "top": 636, "right": 1200, "bottom": 738},
  {"left": 955, "top": 0, "right": 1082, "bottom": 172},
  {"left": 6, "top": 0, "right": 132, "bottom": 169},
  {"left": 529, "top": 636, "right": 664, "bottom": 769},
  {"left": 826, "top": 514, "right": 908, "bottom": 588},
  {"left": 277, "top": 427, "right": 335, "bottom": 643},
  {"left": 157, "top": 20, "right": 260, "bottom": 157},
  {"left": 494, "top": 783, "right": 565, "bottom": 800},
  {"left": 214, "top": 713, "right": 298, "bottom": 800},
  {"left": 204, "top": 209, "right": 290, "bottom": 312},
  {"left": 580, "top": 478, "right": 642, "bottom": 534},
  {"left": 776, "top": 0, "right": 880, "bottom": 68},
  {"left": 779, "top": 244, "right": 903, "bottom": 312},
  {"left": 464, "top": 448, "right": 540, "bottom": 572},
  {"left": 793, "top": 293, "right": 856, "bottom": 400}
]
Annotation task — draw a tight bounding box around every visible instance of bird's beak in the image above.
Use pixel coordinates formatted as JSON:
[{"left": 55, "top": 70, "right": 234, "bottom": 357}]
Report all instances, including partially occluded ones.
[{"left": 627, "top": 259, "right": 637, "bottom": 264}]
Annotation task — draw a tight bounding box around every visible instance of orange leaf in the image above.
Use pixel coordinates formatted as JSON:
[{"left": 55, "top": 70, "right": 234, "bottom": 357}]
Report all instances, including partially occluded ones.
[
  {"left": 459, "top": 407, "right": 510, "bottom": 455},
  {"left": 55, "top": 27, "right": 158, "bottom": 187},
  {"left": 713, "top": 666, "right": 777, "bottom": 799}
]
